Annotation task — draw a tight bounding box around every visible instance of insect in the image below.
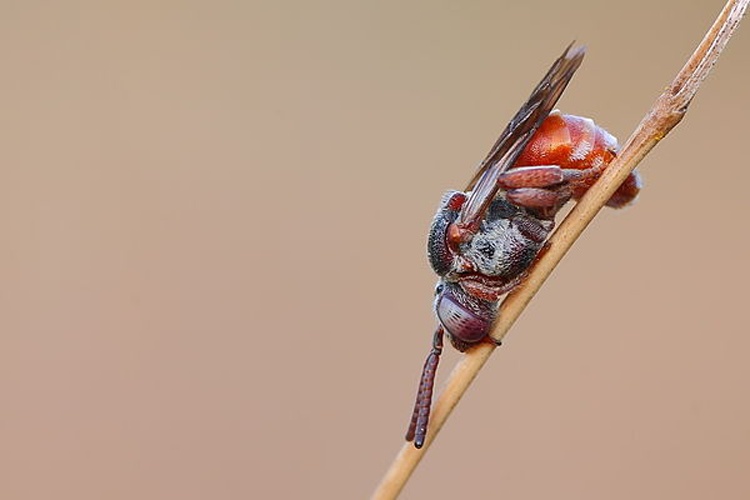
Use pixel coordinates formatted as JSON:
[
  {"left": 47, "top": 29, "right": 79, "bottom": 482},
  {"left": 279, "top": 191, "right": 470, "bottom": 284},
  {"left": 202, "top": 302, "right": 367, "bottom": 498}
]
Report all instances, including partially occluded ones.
[{"left": 405, "top": 44, "right": 642, "bottom": 448}]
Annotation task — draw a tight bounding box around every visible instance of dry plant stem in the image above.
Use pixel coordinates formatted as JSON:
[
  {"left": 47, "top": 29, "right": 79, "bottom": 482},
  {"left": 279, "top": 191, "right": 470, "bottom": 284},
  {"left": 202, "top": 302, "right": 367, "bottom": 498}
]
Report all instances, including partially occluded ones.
[{"left": 372, "top": 1, "right": 748, "bottom": 499}]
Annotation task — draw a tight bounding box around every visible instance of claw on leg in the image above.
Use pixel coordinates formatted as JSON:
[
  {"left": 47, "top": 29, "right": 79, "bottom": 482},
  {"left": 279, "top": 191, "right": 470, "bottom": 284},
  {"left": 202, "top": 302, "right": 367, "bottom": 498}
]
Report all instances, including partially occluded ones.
[{"left": 488, "top": 336, "right": 502, "bottom": 347}]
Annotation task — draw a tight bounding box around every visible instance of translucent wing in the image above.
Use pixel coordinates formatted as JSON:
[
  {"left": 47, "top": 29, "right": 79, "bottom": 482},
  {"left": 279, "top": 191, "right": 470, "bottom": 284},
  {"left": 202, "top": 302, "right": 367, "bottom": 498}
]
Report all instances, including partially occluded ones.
[{"left": 458, "top": 43, "right": 585, "bottom": 229}]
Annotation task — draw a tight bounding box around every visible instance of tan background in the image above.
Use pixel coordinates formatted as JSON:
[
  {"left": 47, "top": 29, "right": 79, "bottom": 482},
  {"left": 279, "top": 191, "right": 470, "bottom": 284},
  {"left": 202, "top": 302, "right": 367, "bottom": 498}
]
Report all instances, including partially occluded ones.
[{"left": 2, "top": 1, "right": 749, "bottom": 499}]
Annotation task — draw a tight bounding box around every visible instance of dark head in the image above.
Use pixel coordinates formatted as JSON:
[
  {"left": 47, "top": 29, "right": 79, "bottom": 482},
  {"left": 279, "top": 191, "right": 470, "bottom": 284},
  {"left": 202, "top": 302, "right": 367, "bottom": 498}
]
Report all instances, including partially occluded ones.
[{"left": 434, "top": 282, "right": 495, "bottom": 347}]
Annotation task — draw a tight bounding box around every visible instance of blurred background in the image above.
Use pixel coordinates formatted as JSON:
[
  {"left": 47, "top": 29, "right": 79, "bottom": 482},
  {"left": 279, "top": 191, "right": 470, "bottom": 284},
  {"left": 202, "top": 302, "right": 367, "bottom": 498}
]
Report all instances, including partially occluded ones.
[{"left": 2, "top": 1, "right": 749, "bottom": 499}]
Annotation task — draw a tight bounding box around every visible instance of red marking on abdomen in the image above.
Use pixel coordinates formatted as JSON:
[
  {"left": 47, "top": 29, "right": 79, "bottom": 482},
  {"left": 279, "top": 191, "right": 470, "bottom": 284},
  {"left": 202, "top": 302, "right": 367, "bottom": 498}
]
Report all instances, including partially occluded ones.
[{"left": 514, "top": 111, "right": 640, "bottom": 207}]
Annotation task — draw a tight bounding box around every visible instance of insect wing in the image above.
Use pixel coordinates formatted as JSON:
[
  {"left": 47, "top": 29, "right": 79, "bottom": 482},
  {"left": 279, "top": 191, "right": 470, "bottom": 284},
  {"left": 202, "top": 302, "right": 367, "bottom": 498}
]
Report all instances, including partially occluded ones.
[{"left": 458, "top": 44, "right": 586, "bottom": 229}]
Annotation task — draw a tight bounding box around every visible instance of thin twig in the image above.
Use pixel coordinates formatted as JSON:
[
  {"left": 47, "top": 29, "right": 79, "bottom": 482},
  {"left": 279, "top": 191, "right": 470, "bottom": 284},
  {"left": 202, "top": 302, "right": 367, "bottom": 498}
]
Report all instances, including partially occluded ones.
[{"left": 373, "top": 0, "right": 748, "bottom": 498}]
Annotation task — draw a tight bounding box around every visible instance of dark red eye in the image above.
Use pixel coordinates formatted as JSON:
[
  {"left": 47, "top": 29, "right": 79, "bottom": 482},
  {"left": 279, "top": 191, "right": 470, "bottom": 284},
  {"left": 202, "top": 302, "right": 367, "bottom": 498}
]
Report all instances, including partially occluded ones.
[
  {"left": 427, "top": 191, "right": 466, "bottom": 276},
  {"left": 435, "top": 291, "right": 490, "bottom": 343}
]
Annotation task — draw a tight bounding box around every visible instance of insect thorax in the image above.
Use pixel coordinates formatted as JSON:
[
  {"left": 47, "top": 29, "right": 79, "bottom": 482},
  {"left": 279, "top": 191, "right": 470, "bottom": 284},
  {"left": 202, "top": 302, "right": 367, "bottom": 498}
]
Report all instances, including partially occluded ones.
[
  {"left": 461, "top": 197, "right": 549, "bottom": 279},
  {"left": 428, "top": 192, "right": 552, "bottom": 281}
]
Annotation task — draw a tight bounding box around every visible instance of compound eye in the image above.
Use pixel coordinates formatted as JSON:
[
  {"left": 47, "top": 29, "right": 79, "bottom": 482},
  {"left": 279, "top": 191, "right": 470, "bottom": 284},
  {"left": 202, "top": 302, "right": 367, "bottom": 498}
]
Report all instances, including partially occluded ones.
[
  {"left": 435, "top": 291, "right": 490, "bottom": 343},
  {"left": 427, "top": 192, "right": 466, "bottom": 276}
]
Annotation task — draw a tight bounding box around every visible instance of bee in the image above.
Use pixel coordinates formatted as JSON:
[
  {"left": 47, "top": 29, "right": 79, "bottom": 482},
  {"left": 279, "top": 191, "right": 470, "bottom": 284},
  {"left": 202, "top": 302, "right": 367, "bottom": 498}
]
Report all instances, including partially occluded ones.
[{"left": 406, "top": 44, "right": 641, "bottom": 448}]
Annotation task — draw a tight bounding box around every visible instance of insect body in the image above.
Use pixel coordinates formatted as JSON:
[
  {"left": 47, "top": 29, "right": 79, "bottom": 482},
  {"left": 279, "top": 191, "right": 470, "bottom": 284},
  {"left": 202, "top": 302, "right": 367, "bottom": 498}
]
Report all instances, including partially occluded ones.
[{"left": 406, "top": 45, "right": 641, "bottom": 449}]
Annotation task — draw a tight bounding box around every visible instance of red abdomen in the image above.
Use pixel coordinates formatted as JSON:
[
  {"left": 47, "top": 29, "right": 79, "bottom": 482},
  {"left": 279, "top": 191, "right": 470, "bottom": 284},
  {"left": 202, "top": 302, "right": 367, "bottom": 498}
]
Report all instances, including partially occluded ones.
[{"left": 515, "top": 111, "right": 641, "bottom": 208}]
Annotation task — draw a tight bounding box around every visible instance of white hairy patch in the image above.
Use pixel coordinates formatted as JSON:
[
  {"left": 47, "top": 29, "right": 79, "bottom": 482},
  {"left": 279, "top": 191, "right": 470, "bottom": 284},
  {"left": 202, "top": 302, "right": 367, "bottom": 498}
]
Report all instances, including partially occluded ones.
[{"left": 569, "top": 117, "right": 596, "bottom": 161}]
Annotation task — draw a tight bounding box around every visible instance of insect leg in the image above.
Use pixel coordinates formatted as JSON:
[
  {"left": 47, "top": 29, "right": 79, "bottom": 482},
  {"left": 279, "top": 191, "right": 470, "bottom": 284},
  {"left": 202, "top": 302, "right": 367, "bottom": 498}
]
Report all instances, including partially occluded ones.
[
  {"left": 506, "top": 187, "right": 568, "bottom": 208},
  {"left": 497, "top": 165, "right": 566, "bottom": 189}
]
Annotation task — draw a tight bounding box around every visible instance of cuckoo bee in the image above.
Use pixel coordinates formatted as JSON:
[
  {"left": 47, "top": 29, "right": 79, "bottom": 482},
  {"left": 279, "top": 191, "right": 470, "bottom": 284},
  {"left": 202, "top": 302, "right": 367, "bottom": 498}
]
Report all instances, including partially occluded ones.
[{"left": 406, "top": 44, "right": 641, "bottom": 448}]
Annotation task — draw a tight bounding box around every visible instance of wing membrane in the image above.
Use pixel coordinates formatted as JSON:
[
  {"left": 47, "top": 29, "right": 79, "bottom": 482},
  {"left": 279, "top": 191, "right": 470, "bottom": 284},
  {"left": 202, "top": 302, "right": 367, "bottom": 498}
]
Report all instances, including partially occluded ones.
[{"left": 458, "top": 43, "right": 585, "bottom": 229}]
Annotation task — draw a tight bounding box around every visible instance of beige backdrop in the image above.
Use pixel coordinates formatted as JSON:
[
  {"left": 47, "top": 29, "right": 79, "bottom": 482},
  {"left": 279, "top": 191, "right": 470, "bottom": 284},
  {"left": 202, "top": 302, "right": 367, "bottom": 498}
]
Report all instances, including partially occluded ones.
[{"left": 2, "top": 1, "right": 749, "bottom": 499}]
